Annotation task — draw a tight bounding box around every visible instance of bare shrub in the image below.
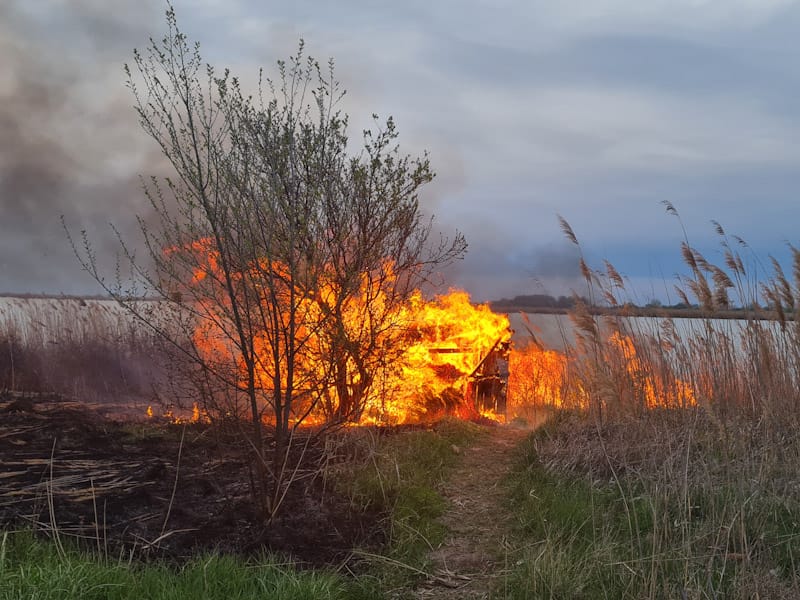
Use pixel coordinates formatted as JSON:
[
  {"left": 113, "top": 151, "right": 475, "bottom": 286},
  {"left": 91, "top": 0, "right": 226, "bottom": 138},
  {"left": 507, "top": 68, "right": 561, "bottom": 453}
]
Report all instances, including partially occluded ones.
[{"left": 67, "top": 7, "right": 464, "bottom": 521}]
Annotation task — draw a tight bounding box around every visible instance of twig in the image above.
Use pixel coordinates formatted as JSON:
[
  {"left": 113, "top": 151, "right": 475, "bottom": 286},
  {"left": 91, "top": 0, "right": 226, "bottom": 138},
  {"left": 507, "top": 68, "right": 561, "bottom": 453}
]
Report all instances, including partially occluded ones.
[
  {"left": 91, "top": 477, "right": 101, "bottom": 556},
  {"left": 0, "top": 531, "right": 7, "bottom": 570},
  {"left": 135, "top": 528, "right": 198, "bottom": 550},
  {"left": 160, "top": 424, "right": 186, "bottom": 540},
  {"left": 47, "top": 437, "right": 65, "bottom": 559},
  {"left": 350, "top": 549, "right": 468, "bottom": 588},
  {"left": 351, "top": 549, "right": 432, "bottom": 577}
]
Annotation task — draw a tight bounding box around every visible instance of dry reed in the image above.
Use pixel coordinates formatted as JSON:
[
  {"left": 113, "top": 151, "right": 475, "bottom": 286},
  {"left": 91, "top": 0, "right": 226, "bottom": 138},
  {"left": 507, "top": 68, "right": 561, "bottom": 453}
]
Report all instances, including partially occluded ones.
[{"left": 508, "top": 212, "right": 800, "bottom": 598}]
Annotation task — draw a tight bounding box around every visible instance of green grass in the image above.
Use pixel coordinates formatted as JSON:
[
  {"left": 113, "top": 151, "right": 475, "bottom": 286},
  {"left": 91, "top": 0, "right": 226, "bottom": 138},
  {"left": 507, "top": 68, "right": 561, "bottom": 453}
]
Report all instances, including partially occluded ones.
[
  {"left": 0, "top": 531, "right": 351, "bottom": 600},
  {"left": 498, "top": 413, "right": 800, "bottom": 599},
  {"left": 499, "top": 426, "right": 633, "bottom": 599}
]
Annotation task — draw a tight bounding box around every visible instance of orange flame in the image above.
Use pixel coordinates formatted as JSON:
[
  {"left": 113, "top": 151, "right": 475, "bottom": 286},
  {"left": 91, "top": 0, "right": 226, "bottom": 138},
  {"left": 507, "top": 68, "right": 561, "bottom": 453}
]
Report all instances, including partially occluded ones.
[
  {"left": 144, "top": 402, "right": 209, "bottom": 424},
  {"left": 167, "top": 238, "right": 512, "bottom": 424},
  {"left": 607, "top": 332, "right": 696, "bottom": 409},
  {"left": 507, "top": 344, "right": 569, "bottom": 409},
  {"left": 364, "top": 290, "right": 512, "bottom": 423},
  {"left": 163, "top": 238, "right": 697, "bottom": 424}
]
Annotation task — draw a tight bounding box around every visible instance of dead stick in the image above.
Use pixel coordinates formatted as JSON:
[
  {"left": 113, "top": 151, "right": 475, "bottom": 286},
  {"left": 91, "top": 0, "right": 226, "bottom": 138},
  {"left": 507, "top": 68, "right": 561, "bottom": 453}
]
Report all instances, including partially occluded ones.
[
  {"left": 160, "top": 425, "right": 186, "bottom": 541},
  {"left": 47, "top": 437, "right": 65, "bottom": 559},
  {"left": 91, "top": 477, "right": 100, "bottom": 556}
]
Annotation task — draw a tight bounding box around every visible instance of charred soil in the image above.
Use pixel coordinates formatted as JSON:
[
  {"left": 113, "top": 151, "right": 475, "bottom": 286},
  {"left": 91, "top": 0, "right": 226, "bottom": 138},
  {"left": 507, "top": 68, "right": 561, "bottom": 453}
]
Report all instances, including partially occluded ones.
[{"left": 0, "top": 393, "right": 384, "bottom": 567}]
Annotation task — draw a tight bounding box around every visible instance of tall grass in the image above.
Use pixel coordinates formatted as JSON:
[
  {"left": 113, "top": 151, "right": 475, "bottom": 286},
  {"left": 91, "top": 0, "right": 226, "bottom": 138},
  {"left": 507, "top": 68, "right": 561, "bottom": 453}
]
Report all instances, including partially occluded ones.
[
  {"left": 0, "top": 297, "right": 173, "bottom": 402},
  {"left": 501, "top": 211, "right": 800, "bottom": 599},
  {"left": 557, "top": 207, "right": 800, "bottom": 422}
]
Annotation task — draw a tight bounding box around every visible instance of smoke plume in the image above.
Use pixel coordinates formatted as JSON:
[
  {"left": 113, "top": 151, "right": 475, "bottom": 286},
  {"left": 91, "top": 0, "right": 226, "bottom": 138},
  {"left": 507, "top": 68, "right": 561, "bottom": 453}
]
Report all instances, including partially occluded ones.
[{"left": 0, "top": 1, "right": 164, "bottom": 295}]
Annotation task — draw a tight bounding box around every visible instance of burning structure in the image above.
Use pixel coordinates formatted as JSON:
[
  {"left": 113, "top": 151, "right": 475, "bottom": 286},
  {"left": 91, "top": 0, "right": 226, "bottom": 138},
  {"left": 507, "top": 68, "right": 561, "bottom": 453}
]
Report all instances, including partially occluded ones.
[
  {"left": 371, "top": 290, "right": 513, "bottom": 423},
  {"left": 467, "top": 337, "right": 512, "bottom": 415},
  {"left": 183, "top": 259, "right": 514, "bottom": 425}
]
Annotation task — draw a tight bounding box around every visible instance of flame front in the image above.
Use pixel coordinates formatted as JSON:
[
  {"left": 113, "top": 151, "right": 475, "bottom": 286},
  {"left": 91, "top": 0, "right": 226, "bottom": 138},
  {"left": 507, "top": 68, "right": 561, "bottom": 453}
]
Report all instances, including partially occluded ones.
[
  {"left": 173, "top": 239, "right": 513, "bottom": 424},
  {"left": 163, "top": 238, "right": 700, "bottom": 424},
  {"left": 505, "top": 331, "right": 696, "bottom": 413},
  {"left": 507, "top": 345, "right": 569, "bottom": 409},
  {"left": 606, "top": 332, "right": 696, "bottom": 409}
]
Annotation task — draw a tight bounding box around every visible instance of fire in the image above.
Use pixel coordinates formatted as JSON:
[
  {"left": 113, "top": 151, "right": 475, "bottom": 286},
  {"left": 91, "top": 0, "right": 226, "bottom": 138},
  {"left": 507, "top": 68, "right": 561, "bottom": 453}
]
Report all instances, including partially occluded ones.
[
  {"left": 162, "top": 237, "right": 698, "bottom": 424},
  {"left": 606, "top": 332, "right": 696, "bottom": 409},
  {"left": 169, "top": 238, "right": 514, "bottom": 424},
  {"left": 503, "top": 330, "right": 697, "bottom": 415},
  {"left": 145, "top": 402, "right": 208, "bottom": 424},
  {"left": 365, "top": 290, "right": 512, "bottom": 423},
  {"left": 507, "top": 344, "right": 569, "bottom": 409}
]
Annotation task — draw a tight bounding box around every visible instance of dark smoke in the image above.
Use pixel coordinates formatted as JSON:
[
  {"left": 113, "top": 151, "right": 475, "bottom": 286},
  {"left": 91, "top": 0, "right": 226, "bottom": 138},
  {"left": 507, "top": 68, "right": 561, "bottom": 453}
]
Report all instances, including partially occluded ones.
[
  {"left": 0, "top": 1, "right": 164, "bottom": 295},
  {"left": 437, "top": 215, "right": 583, "bottom": 302}
]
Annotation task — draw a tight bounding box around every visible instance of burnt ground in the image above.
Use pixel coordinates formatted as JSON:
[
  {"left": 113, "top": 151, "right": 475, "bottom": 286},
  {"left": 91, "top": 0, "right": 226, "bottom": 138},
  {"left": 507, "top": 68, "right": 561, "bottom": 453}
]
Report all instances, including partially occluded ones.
[
  {"left": 413, "top": 422, "right": 539, "bottom": 600},
  {"left": 0, "top": 393, "right": 383, "bottom": 567}
]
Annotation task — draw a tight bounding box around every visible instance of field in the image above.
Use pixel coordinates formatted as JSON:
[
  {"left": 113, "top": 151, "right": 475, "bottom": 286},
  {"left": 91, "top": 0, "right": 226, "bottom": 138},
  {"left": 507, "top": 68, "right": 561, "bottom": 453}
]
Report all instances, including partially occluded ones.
[{"left": 4, "top": 232, "right": 800, "bottom": 600}]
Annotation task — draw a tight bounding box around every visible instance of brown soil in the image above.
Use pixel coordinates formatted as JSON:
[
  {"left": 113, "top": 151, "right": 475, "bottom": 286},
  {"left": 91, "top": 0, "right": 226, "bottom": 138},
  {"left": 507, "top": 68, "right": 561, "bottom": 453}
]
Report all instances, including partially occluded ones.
[
  {"left": 0, "top": 393, "right": 383, "bottom": 566},
  {"left": 413, "top": 423, "right": 534, "bottom": 599}
]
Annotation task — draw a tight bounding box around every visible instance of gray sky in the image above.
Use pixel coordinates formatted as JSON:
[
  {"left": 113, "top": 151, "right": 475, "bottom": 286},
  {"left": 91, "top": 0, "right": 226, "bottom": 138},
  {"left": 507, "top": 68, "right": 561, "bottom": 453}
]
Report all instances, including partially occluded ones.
[{"left": 2, "top": 0, "right": 800, "bottom": 302}]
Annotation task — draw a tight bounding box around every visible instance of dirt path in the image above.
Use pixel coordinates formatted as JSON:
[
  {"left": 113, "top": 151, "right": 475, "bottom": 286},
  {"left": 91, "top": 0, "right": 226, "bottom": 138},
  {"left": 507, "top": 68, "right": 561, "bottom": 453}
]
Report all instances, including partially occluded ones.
[{"left": 413, "top": 424, "right": 531, "bottom": 599}]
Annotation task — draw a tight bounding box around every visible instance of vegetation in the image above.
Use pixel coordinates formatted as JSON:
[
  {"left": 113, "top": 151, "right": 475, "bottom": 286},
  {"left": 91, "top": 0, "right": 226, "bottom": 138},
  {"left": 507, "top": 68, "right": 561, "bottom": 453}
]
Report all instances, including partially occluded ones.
[
  {"left": 0, "top": 297, "right": 162, "bottom": 398},
  {"left": 0, "top": 531, "right": 352, "bottom": 600},
  {"left": 501, "top": 412, "right": 800, "bottom": 599},
  {"left": 67, "top": 6, "right": 465, "bottom": 521},
  {"left": 0, "top": 418, "right": 480, "bottom": 599},
  {"left": 497, "top": 208, "right": 800, "bottom": 599},
  {"left": 491, "top": 293, "right": 786, "bottom": 320},
  {"left": 5, "top": 40, "right": 800, "bottom": 591},
  {"left": 329, "top": 417, "right": 484, "bottom": 594},
  {"left": 9, "top": 204, "right": 800, "bottom": 599},
  {"left": 491, "top": 294, "right": 586, "bottom": 311}
]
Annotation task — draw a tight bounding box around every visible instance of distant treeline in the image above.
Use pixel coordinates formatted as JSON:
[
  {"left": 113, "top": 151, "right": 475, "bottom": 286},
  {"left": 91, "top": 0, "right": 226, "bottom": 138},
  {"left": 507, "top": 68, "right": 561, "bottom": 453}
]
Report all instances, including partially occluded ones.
[
  {"left": 491, "top": 294, "right": 585, "bottom": 310},
  {"left": 490, "top": 294, "right": 789, "bottom": 320}
]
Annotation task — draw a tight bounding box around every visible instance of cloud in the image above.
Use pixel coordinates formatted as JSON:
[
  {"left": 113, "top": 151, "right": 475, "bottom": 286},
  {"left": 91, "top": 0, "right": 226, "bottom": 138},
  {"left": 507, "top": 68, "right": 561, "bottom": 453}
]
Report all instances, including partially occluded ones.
[
  {"left": 467, "top": 84, "right": 800, "bottom": 175},
  {"left": 530, "top": 0, "right": 797, "bottom": 34},
  {"left": 3, "top": 0, "right": 800, "bottom": 302}
]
